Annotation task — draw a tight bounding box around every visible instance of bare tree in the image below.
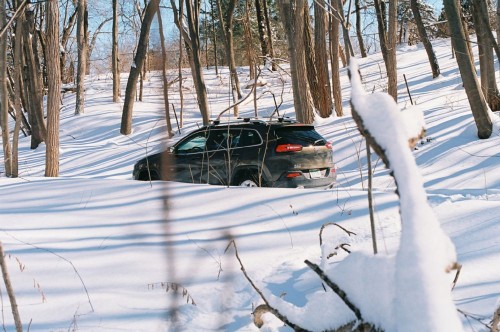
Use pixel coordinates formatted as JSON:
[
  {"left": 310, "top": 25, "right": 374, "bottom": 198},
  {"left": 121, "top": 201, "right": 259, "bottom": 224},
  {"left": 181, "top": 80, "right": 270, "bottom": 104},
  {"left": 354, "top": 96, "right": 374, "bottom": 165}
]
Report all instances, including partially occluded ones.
[
  {"left": 355, "top": 0, "right": 367, "bottom": 58},
  {"left": 216, "top": 0, "right": 242, "bottom": 111},
  {"left": 12, "top": 5, "right": 25, "bottom": 178},
  {"left": 0, "top": 0, "right": 12, "bottom": 176},
  {"left": 112, "top": 0, "right": 120, "bottom": 102},
  {"left": 120, "top": 0, "right": 159, "bottom": 135},
  {"left": 60, "top": 1, "right": 78, "bottom": 83},
  {"left": 171, "top": 0, "right": 210, "bottom": 125},
  {"left": 75, "top": 0, "right": 88, "bottom": 115},
  {"left": 444, "top": 0, "right": 492, "bottom": 139},
  {"left": 277, "top": 0, "right": 314, "bottom": 123},
  {"left": 374, "top": 0, "right": 397, "bottom": 101},
  {"left": 314, "top": 0, "right": 333, "bottom": 117},
  {"left": 45, "top": 0, "right": 62, "bottom": 177},
  {"left": 330, "top": 0, "right": 343, "bottom": 116},
  {"left": 157, "top": 7, "right": 174, "bottom": 138},
  {"left": 471, "top": 0, "right": 500, "bottom": 111},
  {"left": 23, "top": 9, "right": 46, "bottom": 149},
  {"left": 410, "top": 0, "right": 440, "bottom": 78}
]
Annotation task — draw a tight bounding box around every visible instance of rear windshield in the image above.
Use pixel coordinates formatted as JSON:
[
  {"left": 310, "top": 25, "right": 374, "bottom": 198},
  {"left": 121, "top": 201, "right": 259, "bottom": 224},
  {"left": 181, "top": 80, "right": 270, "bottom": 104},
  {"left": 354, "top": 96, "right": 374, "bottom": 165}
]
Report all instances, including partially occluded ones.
[{"left": 275, "top": 126, "right": 326, "bottom": 146}]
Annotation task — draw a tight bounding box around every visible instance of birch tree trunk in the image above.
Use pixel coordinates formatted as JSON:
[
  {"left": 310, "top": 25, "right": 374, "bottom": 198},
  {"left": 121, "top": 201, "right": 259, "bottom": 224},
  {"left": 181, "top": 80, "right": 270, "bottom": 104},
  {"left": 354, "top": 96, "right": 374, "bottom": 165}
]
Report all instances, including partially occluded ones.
[{"left": 45, "top": 0, "right": 62, "bottom": 177}]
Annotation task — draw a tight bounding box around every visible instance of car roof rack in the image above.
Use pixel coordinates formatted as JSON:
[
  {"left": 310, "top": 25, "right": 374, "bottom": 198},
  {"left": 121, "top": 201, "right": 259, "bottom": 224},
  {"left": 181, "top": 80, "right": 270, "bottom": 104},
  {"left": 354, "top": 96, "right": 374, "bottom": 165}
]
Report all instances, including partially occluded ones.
[{"left": 209, "top": 117, "right": 298, "bottom": 126}]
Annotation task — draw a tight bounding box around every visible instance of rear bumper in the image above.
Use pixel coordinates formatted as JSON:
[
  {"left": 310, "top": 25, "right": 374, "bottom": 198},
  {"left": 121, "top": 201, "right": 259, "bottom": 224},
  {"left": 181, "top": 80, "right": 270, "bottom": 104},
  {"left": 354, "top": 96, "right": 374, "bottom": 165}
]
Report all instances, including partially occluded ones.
[{"left": 270, "top": 169, "right": 337, "bottom": 189}]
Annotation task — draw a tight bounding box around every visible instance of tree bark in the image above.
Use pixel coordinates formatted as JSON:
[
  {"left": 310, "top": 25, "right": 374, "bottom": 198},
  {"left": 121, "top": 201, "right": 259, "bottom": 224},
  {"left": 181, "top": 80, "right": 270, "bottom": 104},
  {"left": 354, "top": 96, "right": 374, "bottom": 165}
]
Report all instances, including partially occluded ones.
[
  {"left": 0, "top": 0, "right": 12, "bottom": 176},
  {"left": 157, "top": 8, "right": 174, "bottom": 137},
  {"left": 471, "top": 0, "right": 500, "bottom": 111},
  {"left": 330, "top": 0, "right": 343, "bottom": 116},
  {"left": 12, "top": 8, "right": 25, "bottom": 178},
  {"left": 75, "top": 0, "right": 88, "bottom": 115},
  {"left": 410, "top": 0, "right": 440, "bottom": 78},
  {"left": 23, "top": 9, "right": 46, "bottom": 149},
  {"left": 171, "top": 0, "right": 210, "bottom": 125},
  {"left": 120, "top": 0, "right": 159, "bottom": 135},
  {"left": 304, "top": 3, "right": 321, "bottom": 112},
  {"left": 216, "top": 0, "right": 242, "bottom": 107},
  {"left": 314, "top": 0, "right": 333, "bottom": 117},
  {"left": 374, "top": 0, "right": 397, "bottom": 101},
  {"left": 255, "top": 0, "right": 269, "bottom": 65},
  {"left": 444, "top": 0, "right": 492, "bottom": 139},
  {"left": 112, "top": 0, "right": 120, "bottom": 102},
  {"left": 45, "top": 0, "right": 62, "bottom": 177},
  {"left": 278, "top": 0, "right": 314, "bottom": 123},
  {"left": 262, "top": 0, "right": 276, "bottom": 70},
  {"left": 355, "top": 0, "right": 367, "bottom": 57}
]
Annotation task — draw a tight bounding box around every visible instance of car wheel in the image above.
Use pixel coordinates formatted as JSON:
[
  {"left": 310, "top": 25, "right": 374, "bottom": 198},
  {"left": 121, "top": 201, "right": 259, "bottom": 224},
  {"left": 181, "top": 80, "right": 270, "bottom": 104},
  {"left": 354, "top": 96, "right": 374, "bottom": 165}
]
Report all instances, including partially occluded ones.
[
  {"left": 239, "top": 179, "right": 259, "bottom": 187},
  {"left": 236, "top": 171, "right": 264, "bottom": 187}
]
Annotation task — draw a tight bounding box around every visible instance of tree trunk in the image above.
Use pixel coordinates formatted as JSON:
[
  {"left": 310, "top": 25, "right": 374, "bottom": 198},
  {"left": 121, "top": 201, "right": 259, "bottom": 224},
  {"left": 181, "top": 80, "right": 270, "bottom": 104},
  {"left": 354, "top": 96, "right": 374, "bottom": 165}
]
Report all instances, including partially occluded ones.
[
  {"left": 244, "top": 0, "right": 255, "bottom": 80},
  {"left": 45, "top": 0, "right": 62, "bottom": 177},
  {"left": 338, "top": 0, "right": 354, "bottom": 58},
  {"left": 330, "top": 0, "right": 343, "bottom": 116},
  {"left": 278, "top": 0, "right": 314, "bottom": 123},
  {"left": 75, "top": 0, "right": 88, "bottom": 115},
  {"left": 444, "top": 0, "right": 492, "bottom": 139},
  {"left": 410, "top": 0, "right": 440, "bottom": 78},
  {"left": 23, "top": 10, "right": 46, "bottom": 149},
  {"left": 374, "top": 0, "right": 397, "bottom": 101},
  {"left": 255, "top": 0, "right": 269, "bottom": 65},
  {"left": 471, "top": 0, "right": 500, "bottom": 111},
  {"left": 216, "top": 0, "right": 242, "bottom": 107},
  {"left": 497, "top": 0, "right": 500, "bottom": 49},
  {"left": 179, "top": 0, "right": 185, "bottom": 127},
  {"left": 0, "top": 0, "right": 12, "bottom": 177},
  {"left": 387, "top": 0, "right": 398, "bottom": 100},
  {"left": 304, "top": 3, "right": 321, "bottom": 112},
  {"left": 120, "top": 0, "right": 159, "bottom": 135},
  {"left": 171, "top": 0, "right": 210, "bottom": 125},
  {"left": 355, "top": 0, "right": 367, "bottom": 58},
  {"left": 262, "top": 0, "right": 276, "bottom": 71},
  {"left": 314, "top": 0, "right": 333, "bottom": 117},
  {"left": 12, "top": 9, "right": 25, "bottom": 178},
  {"left": 112, "top": 0, "right": 120, "bottom": 102},
  {"left": 157, "top": 8, "right": 174, "bottom": 137}
]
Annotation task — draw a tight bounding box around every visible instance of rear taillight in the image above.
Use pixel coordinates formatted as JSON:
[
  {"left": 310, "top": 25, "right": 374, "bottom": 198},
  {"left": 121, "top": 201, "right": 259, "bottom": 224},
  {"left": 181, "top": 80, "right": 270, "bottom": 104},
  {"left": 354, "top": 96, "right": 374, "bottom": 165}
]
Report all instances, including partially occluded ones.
[
  {"left": 275, "top": 144, "right": 303, "bottom": 153},
  {"left": 285, "top": 171, "right": 302, "bottom": 178},
  {"left": 325, "top": 142, "right": 332, "bottom": 149}
]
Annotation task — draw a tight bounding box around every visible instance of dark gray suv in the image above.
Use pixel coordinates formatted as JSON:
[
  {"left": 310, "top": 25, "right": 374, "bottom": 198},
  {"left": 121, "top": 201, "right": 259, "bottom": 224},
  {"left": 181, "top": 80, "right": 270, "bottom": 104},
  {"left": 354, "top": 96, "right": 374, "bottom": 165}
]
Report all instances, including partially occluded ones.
[{"left": 133, "top": 119, "right": 336, "bottom": 188}]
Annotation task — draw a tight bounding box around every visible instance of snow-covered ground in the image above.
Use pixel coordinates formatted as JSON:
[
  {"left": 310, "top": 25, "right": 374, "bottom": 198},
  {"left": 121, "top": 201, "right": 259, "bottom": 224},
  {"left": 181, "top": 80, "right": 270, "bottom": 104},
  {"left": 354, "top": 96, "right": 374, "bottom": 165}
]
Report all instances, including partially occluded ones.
[{"left": 1, "top": 37, "right": 500, "bottom": 331}]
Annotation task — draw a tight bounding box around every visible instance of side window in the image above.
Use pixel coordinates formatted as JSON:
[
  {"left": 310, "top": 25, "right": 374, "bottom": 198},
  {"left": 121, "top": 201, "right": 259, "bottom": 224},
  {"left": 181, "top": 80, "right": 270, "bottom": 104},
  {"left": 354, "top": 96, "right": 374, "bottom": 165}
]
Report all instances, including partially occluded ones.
[
  {"left": 175, "top": 132, "right": 208, "bottom": 154},
  {"left": 236, "top": 129, "right": 261, "bottom": 147}
]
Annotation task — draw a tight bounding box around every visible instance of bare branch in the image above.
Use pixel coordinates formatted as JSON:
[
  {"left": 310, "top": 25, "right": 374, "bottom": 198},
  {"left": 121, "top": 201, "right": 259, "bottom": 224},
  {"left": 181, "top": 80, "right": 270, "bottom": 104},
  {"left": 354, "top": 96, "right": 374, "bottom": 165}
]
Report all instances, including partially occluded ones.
[
  {"left": 226, "top": 239, "right": 308, "bottom": 331},
  {"left": 304, "top": 259, "right": 362, "bottom": 321}
]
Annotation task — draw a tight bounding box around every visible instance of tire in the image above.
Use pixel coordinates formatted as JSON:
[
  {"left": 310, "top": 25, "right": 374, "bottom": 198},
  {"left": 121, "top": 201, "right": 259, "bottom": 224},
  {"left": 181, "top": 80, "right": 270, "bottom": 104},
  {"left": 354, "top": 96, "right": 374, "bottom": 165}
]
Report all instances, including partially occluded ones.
[
  {"left": 235, "top": 170, "right": 264, "bottom": 187},
  {"left": 137, "top": 170, "right": 160, "bottom": 181}
]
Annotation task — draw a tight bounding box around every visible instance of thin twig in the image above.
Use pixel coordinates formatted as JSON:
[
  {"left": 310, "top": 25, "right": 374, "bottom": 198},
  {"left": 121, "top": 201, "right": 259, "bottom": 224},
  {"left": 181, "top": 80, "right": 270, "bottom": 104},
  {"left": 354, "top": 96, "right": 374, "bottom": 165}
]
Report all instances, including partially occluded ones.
[
  {"left": 304, "top": 259, "right": 362, "bottom": 321},
  {"left": 226, "top": 240, "right": 308, "bottom": 331},
  {"left": 4, "top": 235, "right": 94, "bottom": 312}
]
